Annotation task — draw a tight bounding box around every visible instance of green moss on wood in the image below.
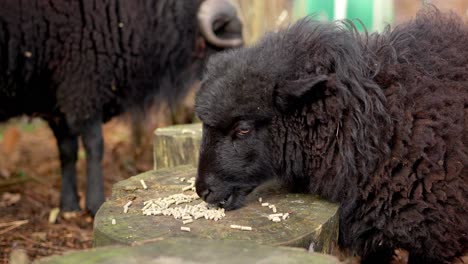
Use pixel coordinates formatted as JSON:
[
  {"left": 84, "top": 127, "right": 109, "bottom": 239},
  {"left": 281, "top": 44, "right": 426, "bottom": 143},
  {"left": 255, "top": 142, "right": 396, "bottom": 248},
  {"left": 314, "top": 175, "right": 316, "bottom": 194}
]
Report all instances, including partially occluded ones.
[{"left": 36, "top": 238, "right": 340, "bottom": 264}]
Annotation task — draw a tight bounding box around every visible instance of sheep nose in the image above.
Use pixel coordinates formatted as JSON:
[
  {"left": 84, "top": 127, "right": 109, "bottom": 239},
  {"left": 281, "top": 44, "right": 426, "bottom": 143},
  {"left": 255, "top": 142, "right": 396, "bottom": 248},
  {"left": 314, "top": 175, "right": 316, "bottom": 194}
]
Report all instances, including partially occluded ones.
[
  {"left": 195, "top": 179, "right": 211, "bottom": 200},
  {"left": 199, "top": 189, "right": 212, "bottom": 200}
]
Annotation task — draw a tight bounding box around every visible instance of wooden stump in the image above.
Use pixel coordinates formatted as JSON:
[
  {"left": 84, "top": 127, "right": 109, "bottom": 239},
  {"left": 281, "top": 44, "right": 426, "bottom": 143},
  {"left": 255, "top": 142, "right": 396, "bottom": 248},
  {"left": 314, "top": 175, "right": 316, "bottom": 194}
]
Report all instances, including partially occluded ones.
[
  {"left": 94, "top": 165, "right": 340, "bottom": 254},
  {"left": 153, "top": 123, "right": 202, "bottom": 170},
  {"left": 36, "top": 238, "right": 340, "bottom": 264}
]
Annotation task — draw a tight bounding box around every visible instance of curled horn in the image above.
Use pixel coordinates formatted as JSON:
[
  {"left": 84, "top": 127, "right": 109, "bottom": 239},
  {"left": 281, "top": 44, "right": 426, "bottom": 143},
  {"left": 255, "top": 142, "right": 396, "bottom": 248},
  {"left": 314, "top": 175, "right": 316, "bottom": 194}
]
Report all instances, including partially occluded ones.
[{"left": 198, "top": 0, "right": 243, "bottom": 48}]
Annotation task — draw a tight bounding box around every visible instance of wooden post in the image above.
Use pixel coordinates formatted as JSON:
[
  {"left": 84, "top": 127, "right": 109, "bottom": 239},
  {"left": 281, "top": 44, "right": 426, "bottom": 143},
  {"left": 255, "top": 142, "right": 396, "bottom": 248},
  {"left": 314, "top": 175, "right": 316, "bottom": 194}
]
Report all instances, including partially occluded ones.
[
  {"left": 235, "top": 0, "right": 293, "bottom": 45},
  {"left": 93, "top": 166, "right": 340, "bottom": 254},
  {"left": 153, "top": 124, "right": 202, "bottom": 170}
]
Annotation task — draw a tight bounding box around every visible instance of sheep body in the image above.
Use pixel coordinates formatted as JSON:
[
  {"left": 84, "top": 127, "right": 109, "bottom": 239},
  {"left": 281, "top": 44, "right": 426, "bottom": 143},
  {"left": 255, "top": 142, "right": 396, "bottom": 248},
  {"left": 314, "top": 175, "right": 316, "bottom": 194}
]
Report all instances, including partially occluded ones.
[
  {"left": 0, "top": 0, "right": 202, "bottom": 126},
  {"left": 195, "top": 7, "right": 467, "bottom": 263}
]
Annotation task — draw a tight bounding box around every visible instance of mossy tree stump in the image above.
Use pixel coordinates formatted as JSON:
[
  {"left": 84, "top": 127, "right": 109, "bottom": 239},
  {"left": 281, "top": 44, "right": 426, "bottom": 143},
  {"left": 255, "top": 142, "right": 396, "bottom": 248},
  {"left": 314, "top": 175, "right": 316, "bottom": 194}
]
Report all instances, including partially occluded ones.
[
  {"left": 36, "top": 238, "right": 340, "bottom": 264},
  {"left": 153, "top": 123, "right": 202, "bottom": 170},
  {"left": 94, "top": 165, "right": 340, "bottom": 254}
]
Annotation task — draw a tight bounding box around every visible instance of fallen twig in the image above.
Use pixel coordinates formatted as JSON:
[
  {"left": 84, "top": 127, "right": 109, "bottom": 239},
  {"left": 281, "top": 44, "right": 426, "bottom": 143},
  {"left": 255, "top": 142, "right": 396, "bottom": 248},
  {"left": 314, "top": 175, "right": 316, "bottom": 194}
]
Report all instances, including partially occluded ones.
[
  {"left": 0, "top": 220, "right": 28, "bottom": 235},
  {"left": 15, "top": 233, "right": 66, "bottom": 252},
  {"left": 0, "top": 220, "right": 29, "bottom": 228}
]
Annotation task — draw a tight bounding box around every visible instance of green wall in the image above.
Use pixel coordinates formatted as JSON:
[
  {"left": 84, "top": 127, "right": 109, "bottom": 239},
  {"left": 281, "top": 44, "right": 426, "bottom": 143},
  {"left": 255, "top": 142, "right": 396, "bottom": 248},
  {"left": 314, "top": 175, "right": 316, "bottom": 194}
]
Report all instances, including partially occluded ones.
[{"left": 292, "top": 0, "right": 394, "bottom": 32}]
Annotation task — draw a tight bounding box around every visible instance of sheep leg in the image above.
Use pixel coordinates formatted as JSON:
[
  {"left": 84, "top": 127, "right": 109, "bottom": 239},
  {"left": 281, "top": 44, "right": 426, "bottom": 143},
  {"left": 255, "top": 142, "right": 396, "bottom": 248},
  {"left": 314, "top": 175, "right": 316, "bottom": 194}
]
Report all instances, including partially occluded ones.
[
  {"left": 48, "top": 119, "right": 80, "bottom": 212},
  {"left": 81, "top": 118, "right": 105, "bottom": 216}
]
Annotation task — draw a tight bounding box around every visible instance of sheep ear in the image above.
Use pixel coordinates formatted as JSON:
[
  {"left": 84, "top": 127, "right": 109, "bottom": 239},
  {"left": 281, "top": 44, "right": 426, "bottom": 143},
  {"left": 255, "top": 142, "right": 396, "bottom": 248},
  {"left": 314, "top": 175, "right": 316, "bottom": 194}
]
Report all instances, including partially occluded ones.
[{"left": 275, "top": 75, "right": 328, "bottom": 111}]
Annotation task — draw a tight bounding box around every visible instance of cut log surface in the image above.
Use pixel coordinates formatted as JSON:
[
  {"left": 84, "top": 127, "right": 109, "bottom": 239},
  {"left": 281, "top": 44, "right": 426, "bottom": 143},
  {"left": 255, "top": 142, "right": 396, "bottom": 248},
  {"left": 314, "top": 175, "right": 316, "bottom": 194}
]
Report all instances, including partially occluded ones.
[
  {"left": 153, "top": 123, "right": 202, "bottom": 170},
  {"left": 36, "top": 238, "right": 340, "bottom": 264},
  {"left": 94, "top": 165, "right": 340, "bottom": 254}
]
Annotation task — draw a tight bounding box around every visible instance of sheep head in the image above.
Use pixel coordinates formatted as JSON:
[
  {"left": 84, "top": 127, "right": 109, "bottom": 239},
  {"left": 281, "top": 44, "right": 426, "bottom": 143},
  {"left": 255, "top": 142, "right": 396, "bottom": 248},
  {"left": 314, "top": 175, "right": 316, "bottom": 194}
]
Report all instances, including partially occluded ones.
[{"left": 194, "top": 18, "right": 389, "bottom": 209}]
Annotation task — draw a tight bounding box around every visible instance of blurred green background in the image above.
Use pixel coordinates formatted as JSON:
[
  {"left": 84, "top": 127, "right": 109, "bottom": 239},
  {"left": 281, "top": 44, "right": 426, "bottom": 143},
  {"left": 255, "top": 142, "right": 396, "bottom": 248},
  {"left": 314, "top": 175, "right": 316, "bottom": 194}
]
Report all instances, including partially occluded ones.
[{"left": 236, "top": 0, "right": 468, "bottom": 44}]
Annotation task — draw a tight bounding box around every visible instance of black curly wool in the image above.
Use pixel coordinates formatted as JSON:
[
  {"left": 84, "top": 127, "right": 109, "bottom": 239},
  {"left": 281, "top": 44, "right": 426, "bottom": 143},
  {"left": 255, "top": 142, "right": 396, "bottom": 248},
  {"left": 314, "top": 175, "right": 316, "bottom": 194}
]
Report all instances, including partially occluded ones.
[
  {"left": 0, "top": 0, "right": 203, "bottom": 129},
  {"left": 195, "top": 7, "right": 467, "bottom": 264}
]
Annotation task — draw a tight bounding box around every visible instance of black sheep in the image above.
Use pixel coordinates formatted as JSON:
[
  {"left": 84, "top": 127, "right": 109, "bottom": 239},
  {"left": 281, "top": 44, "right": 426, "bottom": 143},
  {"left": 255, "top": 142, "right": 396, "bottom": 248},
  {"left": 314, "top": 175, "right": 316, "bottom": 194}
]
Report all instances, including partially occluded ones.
[
  {"left": 195, "top": 7, "right": 467, "bottom": 264},
  {"left": 0, "top": 0, "right": 243, "bottom": 215}
]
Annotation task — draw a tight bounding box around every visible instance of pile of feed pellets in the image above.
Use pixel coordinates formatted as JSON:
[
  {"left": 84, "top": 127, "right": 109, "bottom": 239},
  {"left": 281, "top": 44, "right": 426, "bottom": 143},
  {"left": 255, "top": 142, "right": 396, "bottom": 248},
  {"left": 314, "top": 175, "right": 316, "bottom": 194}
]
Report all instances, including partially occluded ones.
[
  {"left": 113, "top": 177, "right": 289, "bottom": 232},
  {"left": 141, "top": 177, "right": 226, "bottom": 226}
]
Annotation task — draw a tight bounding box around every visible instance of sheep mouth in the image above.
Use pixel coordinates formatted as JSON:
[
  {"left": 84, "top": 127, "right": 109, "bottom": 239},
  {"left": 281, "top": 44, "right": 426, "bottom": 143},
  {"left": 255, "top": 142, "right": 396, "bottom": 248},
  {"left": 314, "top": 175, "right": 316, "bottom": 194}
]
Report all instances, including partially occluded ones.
[{"left": 210, "top": 186, "right": 255, "bottom": 211}]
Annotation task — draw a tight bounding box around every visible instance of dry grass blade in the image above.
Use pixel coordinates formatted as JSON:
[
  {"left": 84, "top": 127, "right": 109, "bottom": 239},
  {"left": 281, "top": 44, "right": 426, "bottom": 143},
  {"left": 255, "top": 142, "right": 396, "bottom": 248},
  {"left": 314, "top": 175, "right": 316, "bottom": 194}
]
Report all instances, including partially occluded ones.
[
  {"left": 0, "top": 219, "right": 28, "bottom": 228},
  {"left": 0, "top": 220, "right": 29, "bottom": 235}
]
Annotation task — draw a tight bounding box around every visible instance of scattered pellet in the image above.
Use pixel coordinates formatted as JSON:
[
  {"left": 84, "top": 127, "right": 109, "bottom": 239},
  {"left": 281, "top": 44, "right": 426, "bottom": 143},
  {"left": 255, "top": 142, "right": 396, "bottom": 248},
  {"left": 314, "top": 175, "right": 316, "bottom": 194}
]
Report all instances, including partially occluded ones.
[
  {"left": 111, "top": 219, "right": 116, "bottom": 225},
  {"left": 268, "top": 204, "right": 277, "bottom": 213},
  {"left": 182, "top": 219, "right": 193, "bottom": 224},
  {"left": 268, "top": 213, "right": 283, "bottom": 220},
  {"left": 282, "top": 213, "right": 290, "bottom": 220},
  {"left": 124, "top": 206, "right": 129, "bottom": 214},
  {"left": 180, "top": 177, "right": 186, "bottom": 182},
  {"left": 258, "top": 197, "right": 263, "bottom": 203},
  {"left": 180, "top": 226, "right": 191, "bottom": 232},
  {"left": 182, "top": 215, "right": 192, "bottom": 220},
  {"left": 230, "top": 225, "right": 252, "bottom": 231},
  {"left": 261, "top": 203, "right": 269, "bottom": 207},
  {"left": 182, "top": 185, "right": 193, "bottom": 191},
  {"left": 140, "top": 179, "right": 148, "bottom": 189},
  {"left": 272, "top": 217, "right": 281, "bottom": 222},
  {"left": 124, "top": 201, "right": 133, "bottom": 208}
]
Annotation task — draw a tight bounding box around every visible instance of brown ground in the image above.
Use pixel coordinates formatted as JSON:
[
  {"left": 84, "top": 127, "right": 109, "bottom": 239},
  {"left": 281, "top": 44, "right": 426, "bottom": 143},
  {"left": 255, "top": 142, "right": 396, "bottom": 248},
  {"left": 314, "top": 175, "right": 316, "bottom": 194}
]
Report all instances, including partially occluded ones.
[{"left": 0, "top": 107, "right": 177, "bottom": 263}]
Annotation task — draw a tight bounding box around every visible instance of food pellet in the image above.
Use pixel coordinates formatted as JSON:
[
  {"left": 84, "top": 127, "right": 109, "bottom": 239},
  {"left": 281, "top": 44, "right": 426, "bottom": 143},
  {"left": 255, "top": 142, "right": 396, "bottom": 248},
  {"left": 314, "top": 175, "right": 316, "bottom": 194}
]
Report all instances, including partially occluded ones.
[
  {"left": 272, "top": 207, "right": 277, "bottom": 213},
  {"left": 111, "top": 219, "right": 116, "bottom": 225},
  {"left": 124, "top": 206, "right": 129, "bottom": 214},
  {"left": 180, "top": 226, "right": 191, "bottom": 232},
  {"left": 258, "top": 197, "right": 263, "bottom": 203},
  {"left": 268, "top": 213, "right": 283, "bottom": 220},
  {"left": 230, "top": 225, "right": 241, "bottom": 229},
  {"left": 182, "top": 219, "right": 193, "bottom": 224},
  {"left": 261, "top": 203, "right": 269, "bottom": 207},
  {"left": 124, "top": 200, "right": 133, "bottom": 208},
  {"left": 182, "top": 215, "right": 192, "bottom": 220},
  {"left": 282, "top": 213, "right": 290, "bottom": 220},
  {"left": 240, "top": 226, "right": 252, "bottom": 231},
  {"left": 182, "top": 185, "right": 193, "bottom": 191},
  {"left": 272, "top": 217, "right": 281, "bottom": 222},
  {"left": 140, "top": 179, "right": 148, "bottom": 189}
]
